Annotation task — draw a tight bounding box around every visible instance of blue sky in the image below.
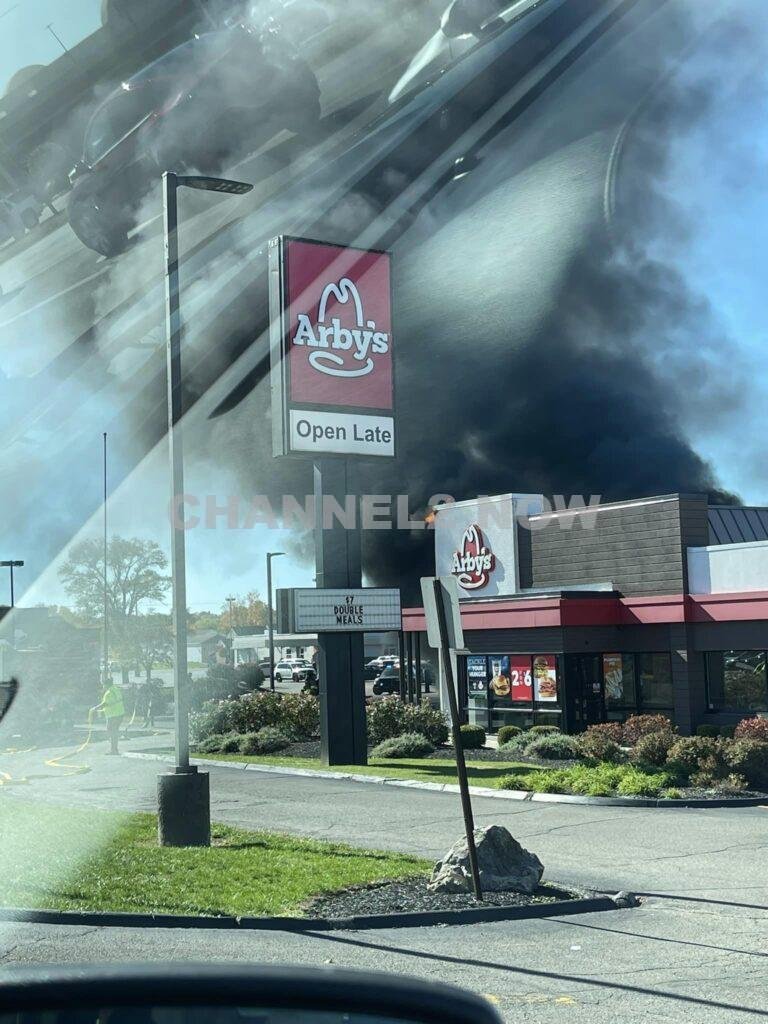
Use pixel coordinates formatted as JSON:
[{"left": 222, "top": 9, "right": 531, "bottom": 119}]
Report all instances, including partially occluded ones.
[{"left": 0, "top": 1, "right": 102, "bottom": 89}]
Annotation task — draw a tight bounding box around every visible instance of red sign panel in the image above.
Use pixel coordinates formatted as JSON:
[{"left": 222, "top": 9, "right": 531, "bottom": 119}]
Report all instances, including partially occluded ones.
[
  {"left": 509, "top": 655, "right": 533, "bottom": 703},
  {"left": 285, "top": 239, "right": 393, "bottom": 410}
]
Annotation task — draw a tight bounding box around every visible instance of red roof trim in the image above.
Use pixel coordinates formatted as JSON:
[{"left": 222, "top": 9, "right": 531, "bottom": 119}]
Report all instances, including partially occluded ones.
[{"left": 402, "top": 591, "right": 768, "bottom": 631}]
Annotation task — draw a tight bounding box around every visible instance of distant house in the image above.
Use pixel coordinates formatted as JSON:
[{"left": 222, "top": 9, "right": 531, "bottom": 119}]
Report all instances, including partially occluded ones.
[
  {"left": 227, "top": 626, "right": 398, "bottom": 666},
  {"left": 186, "top": 629, "right": 225, "bottom": 665}
]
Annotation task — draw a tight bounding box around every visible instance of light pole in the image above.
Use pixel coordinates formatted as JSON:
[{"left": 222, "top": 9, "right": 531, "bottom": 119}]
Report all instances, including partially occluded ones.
[
  {"left": 226, "top": 595, "right": 235, "bottom": 664},
  {"left": 158, "top": 170, "right": 253, "bottom": 849},
  {"left": 266, "top": 552, "right": 285, "bottom": 691},
  {"left": 0, "top": 560, "right": 23, "bottom": 608}
]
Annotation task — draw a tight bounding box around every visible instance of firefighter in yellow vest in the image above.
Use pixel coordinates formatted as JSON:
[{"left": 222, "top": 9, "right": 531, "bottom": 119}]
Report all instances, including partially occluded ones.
[{"left": 94, "top": 678, "right": 125, "bottom": 755}]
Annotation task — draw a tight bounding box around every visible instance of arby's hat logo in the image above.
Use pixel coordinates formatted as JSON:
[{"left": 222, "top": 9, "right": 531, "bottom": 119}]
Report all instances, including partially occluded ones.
[
  {"left": 451, "top": 524, "right": 495, "bottom": 590},
  {"left": 292, "top": 277, "right": 390, "bottom": 378},
  {"left": 286, "top": 239, "right": 393, "bottom": 411}
]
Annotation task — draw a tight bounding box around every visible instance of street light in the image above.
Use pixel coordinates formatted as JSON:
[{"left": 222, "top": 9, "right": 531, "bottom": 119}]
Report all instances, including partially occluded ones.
[
  {"left": 266, "top": 552, "right": 285, "bottom": 692},
  {"left": 158, "top": 170, "right": 253, "bottom": 849},
  {"left": 0, "top": 561, "right": 24, "bottom": 608}
]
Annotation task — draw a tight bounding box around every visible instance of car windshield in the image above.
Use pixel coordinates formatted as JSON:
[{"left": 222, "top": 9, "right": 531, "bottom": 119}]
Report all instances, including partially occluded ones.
[{"left": 1, "top": 0, "right": 767, "bottom": 1018}]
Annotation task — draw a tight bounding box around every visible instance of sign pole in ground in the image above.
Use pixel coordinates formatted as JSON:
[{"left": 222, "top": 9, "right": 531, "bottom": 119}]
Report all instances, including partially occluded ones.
[
  {"left": 314, "top": 459, "right": 367, "bottom": 766},
  {"left": 423, "top": 576, "right": 483, "bottom": 901}
]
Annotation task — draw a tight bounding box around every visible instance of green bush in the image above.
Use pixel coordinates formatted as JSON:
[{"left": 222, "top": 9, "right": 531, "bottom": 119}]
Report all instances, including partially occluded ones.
[
  {"left": 366, "top": 697, "right": 448, "bottom": 747},
  {"left": 278, "top": 693, "right": 320, "bottom": 740},
  {"left": 696, "top": 724, "right": 720, "bottom": 738},
  {"left": 526, "top": 733, "right": 581, "bottom": 761},
  {"left": 220, "top": 734, "right": 241, "bottom": 753},
  {"left": 196, "top": 733, "right": 229, "bottom": 754},
  {"left": 371, "top": 732, "right": 434, "bottom": 758},
  {"left": 583, "top": 722, "right": 623, "bottom": 744},
  {"left": 190, "top": 699, "right": 245, "bottom": 743},
  {"left": 527, "top": 725, "right": 560, "bottom": 736},
  {"left": 660, "top": 787, "right": 682, "bottom": 800},
  {"left": 725, "top": 739, "right": 768, "bottom": 789},
  {"left": 458, "top": 724, "right": 486, "bottom": 750},
  {"left": 501, "top": 762, "right": 670, "bottom": 798},
  {"left": 666, "top": 736, "right": 725, "bottom": 780},
  {"left": 497, "top": 725, "right": 522, "bottom": 745},
  {"left": 239, "top": 691, "right": 286, "bottom": 733},
  {"left": 239, "top": 727, "right": 290, "bottom": 756},
  {"left": 719, "top": 773, "right": 748, "bottom": 793},
  {"left": 632, "top": 730, "right": 676, "bottom": 768},
  {"left": 498, "top": 732, "right": 534, "bottom": 757},
  {"left": 622, "top": 714, "right": 676, "bottom": 746},
  {"left": 734, "top": 717, "right": 768, "bottom": 742},
  {"left": 237, "top": 663, "right": 265, "bottom": 692},
  {"left": 578, "top": 727, "right": 625, "bottom": 763},
  {"left": 719, "top": 725, "right": 736, "bottom": 739}
]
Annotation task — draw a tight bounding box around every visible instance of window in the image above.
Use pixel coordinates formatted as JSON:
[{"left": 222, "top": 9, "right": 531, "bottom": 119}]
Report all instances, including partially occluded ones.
[
  {"left": 638, "top": 653, "right": 673, "bottom": 709},
  {"left": 706, "top": 651, "right": 768, "bottom": 713},
  {"left": 603, "top": 653, "right": 636, "bottom": 709}
]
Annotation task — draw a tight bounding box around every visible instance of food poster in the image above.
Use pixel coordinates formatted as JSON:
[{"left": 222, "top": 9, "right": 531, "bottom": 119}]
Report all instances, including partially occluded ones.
[
  {"left": 467, "top": 656, "right": 489, "bottom": 702},
  {"left": 509, "top": 655, "right": 533, "bottom": 703},
  {"left": 603, "top": 653, "right": 623, "bottom": 701},
  {"left": 488, "top": 655, "right": 512, "bottom": 703},
  {"left": 533, "top": 654, "right": 558, "bottom": 702}
]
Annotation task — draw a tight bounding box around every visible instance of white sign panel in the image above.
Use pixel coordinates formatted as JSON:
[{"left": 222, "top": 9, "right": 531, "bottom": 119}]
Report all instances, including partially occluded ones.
[
  {"left": 294, "top": 588, "right": 401, "bottom": 632},
  {"left": 289, "top": 410, "right": 395, "bottom": 457},
  {"left": 435, "top": 494, "right": 544, "bottom": 599}
]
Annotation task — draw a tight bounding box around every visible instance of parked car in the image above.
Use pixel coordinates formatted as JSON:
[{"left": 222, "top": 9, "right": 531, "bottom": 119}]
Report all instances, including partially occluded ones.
[
  {"left": 67, "top": 23, "right": 321, "bottom": 256},
  {"left": 364, "top": 655, "right": 399, "bottom": 679},
  {"left": 372, "top": 663, "right": 436, "bottom": 695},
  {"left": 274, "top": 659, "right": 317, "bottom": 684}
]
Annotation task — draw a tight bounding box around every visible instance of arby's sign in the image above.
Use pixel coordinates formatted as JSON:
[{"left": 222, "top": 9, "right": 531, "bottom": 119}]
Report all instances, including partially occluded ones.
[
  {"left": 270, "top": 236, "right": 395, "bottom": 457},
  {"left": 450, "top": 524, "right": 495, "bottom": 590}
]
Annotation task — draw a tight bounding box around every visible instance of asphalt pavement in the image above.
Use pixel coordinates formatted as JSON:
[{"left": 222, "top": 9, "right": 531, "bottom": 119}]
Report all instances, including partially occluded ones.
[{"left": 1, "top": 737, "right": 766, "bottom": 1022}]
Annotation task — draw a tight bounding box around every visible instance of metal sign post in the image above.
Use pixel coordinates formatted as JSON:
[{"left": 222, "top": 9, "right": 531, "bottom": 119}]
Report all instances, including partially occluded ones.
[{"left": 422, "top": 575, "right": 483, "bottom": 902}]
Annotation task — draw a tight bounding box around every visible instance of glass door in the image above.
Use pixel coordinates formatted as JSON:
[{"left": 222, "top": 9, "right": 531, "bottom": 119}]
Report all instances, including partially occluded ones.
[{"left": 565, "top": 655, "right": 604, "bottom": 730}]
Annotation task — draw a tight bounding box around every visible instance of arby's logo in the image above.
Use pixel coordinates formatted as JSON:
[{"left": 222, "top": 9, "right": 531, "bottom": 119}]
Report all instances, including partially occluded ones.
[
  {"left": 451, "top": 524, "right": 495, "bottom": 590},
  {"left": 292, "top": 277, "right": 390, "bottom": 379}
]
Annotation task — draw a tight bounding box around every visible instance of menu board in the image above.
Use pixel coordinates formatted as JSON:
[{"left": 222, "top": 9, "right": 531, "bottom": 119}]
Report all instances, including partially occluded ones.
[
  {"left": 533, "top": 654, "right": 558, "bottom": 702},
  {"left": 467, "top": 656, "right": 489, "bottom": 697},
  {"left": 603, "top": 653, "right": 623, "bottom": 701},
  {"left": 509, "top": 655, "right": 533, "bottom": 703},
  {"left": 488, "top": 655, "right": 512, "bottom": 702}
]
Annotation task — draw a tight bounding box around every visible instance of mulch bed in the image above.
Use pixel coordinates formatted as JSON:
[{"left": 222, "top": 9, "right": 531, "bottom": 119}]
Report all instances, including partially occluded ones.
[{"left": 304, "top": 878, "right": 580, "bottom": 918}]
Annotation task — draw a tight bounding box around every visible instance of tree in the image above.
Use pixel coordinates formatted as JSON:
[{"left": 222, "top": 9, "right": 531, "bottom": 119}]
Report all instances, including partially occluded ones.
[
  {"left": 129, "top": 613, "right": 173, "bottom": 684},
  {"left": 218, "top": 591, "right": 269, "bottom": 632},
  {"left": 59, "top": 536, "right": 170, "bottom": 682},
  {"left": 60, "top": 536, "right": 170, "bottom": 619}
]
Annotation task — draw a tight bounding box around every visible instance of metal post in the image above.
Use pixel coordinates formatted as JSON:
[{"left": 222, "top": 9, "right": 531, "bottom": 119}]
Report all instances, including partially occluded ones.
[
  {"left": 157, "top": 170, "right": 209, "bottom": 848},
  {"left": 267, "top": 555, "right": 275, "bottom": 691},
  {"left": 9, "top": 564, "right": 14, "bottom": 609},
  {"left": 433, "top": 578, "right": 483, "bottom": 901},
  {"left": 407, "top": 631, "right": 415, "bottom": 703},
  {"left": 103, "top": 432, "right": 108, "bottom": 683},
  {"left": 398, "top": 630, "right": 406, "bottom": 700},
  {"left": 415, "top": 632, "right": 422, "bottom": 702}
]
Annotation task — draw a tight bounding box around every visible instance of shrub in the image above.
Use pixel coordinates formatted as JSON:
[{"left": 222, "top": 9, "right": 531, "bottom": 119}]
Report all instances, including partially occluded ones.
[
  {"left": 239, "top": 727, "right": 290, "bottom": 755},
  {"left": 366, "top": 697, "right": 449, "bottom": 747},
  {"left": 196, "top": 733, "right": 228, "bottom": 753},
  {"left": 190, "top": 699, "right": 245, "bottom": 743},
  {"left": 696, "top": 724, "right": 720, "bottom": 738},
  {"left": 498, "top": 732, "right": 534, "bottom": 757},
  {"left": 720, "top": 725, "right": 735, "bottom": 739},
  {"left": 528, "top": 725, "right": 560, "bottom": 736},
  {"left": 371, "top": 732, "right": 434, "bottom": 758},
  {"left": 279, "top": 693, "right": 320, "bottom": 740},
  {"left": 526, "top": 733, "right": 582, "bottom": 761},
  {"left": 578, "top": 727, "right": 625, "bottom": 763},
  {"left": 725, "top": 739, "right": 768, "bottom": 790},
  {"left": 220, "top": 734, "right": 241, "bottom": 753},
  {"left": 632, "top": 730, "right": 676, "bottom": 768},
  {"left": 497, "top": 725, "right": 522, "bottom": 746},
  {"left": 237, "top": 663, "right": 265, "bottom": 692},
  {"left": 666, "top": 736, "right": 728, "bottom": 781},
  {"left": 458, "top": 724, "right": 486, "bottom": 750},
  {"left": 661, "top": 787, "right": 682, "bottom": 800},
  {"left": 689, "top": 754, "right": 728, "bottom": 788},
  {"left": 622, "top": 714, "right": 675, "bottom": 746},
  {"left": 500, "top": 763, "right": 669, "bottom": 798},
  {"left": 734, "top": 717, "right": 768, "bottom": 742},
  {"left": 239, "top": 691, "right": 285, "bottom": 733},
  {"left": 583, "top": 722, "right": 623, "bottom": 744},
  {"left": 720, "top": 773, "right": 748, "bottom": 793},
  {"left": 406, "top": 701, "right": 449, "bottom": 746}
]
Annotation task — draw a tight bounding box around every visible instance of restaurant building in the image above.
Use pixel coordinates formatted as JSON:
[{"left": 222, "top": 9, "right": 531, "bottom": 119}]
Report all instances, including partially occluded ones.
[{"left": 402, "top": 493, "right": 768, "bottom": 735}]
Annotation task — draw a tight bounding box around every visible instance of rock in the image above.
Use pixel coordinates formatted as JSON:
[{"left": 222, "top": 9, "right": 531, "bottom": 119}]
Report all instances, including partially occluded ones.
[
  {"left": 612, "top": 891, "right": 639, "bottom": 908},
  {"left": 428, "top": 824, "right": 544, "bottom": 895}
]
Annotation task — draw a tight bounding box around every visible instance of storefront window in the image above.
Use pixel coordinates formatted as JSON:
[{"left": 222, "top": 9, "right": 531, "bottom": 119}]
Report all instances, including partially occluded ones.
[
  {"left": 465, "top": 655, "right": 489, "bottom": 727},
  {"left": 706, "top": 651, "right": 768, "bottom": 712},
  {"left": 638, "top": 653, "right": 673, "bottom": 709},
  {"left": 603, "top": 653, "right": 637, "bottom": 709}
]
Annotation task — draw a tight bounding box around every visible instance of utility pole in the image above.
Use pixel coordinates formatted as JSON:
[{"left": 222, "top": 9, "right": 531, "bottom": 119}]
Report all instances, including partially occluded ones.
[
  {"left": 0, "top": 561, "right": 23, "bottom": 608},
  {"left": 266, "top": 552, "right": 284, "bottom": 690}
]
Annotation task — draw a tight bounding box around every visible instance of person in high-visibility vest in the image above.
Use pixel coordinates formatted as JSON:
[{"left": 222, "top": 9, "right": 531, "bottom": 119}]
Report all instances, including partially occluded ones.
[{"left": 94, "top": 678, "right": 125, "bottom": 755}]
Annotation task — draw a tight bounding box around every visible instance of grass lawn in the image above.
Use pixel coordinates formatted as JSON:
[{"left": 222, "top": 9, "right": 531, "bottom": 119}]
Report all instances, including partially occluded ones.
[
  {"left": 0, "top": 800, "right": 428, "bottom": 917},
  {"left": 191, "top": 753, "right": 541, "bottom": 788}
]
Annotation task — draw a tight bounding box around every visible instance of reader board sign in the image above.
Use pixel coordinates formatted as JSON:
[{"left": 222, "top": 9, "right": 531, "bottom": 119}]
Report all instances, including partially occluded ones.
[
  {"left": 269, "top": 236, "right": 395, "bottom": 458},
  {"left": 279, "top": 588, "right": 402, "bottom": 633}
]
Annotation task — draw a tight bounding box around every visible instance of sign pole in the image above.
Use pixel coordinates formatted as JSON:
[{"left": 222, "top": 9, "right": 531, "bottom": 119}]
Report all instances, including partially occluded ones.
[
  {"left": 314, "top": 459, "right": 367, "bottom": 766},
  {"left": 432, "top": 578, "right": 483, "bottom": 901}
]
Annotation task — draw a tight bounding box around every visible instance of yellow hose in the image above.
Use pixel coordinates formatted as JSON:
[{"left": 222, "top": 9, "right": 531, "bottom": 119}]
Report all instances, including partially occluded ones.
[{"left": 0, "top": 710, "right": 95, "bottom": 785}]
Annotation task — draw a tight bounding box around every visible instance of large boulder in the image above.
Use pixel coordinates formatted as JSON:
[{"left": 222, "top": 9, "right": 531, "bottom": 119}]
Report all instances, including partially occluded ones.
[{"left": 428, "top": 825, "right": 544, "bottom": 894}]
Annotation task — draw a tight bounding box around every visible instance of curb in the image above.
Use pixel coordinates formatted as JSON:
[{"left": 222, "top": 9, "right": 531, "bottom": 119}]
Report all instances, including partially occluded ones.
[
  {"left": 0, "top": 894, "right": 626, "bottom": 933},
  {"left": 124, "top": 751, "right": 768, "bottom": 809}
]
